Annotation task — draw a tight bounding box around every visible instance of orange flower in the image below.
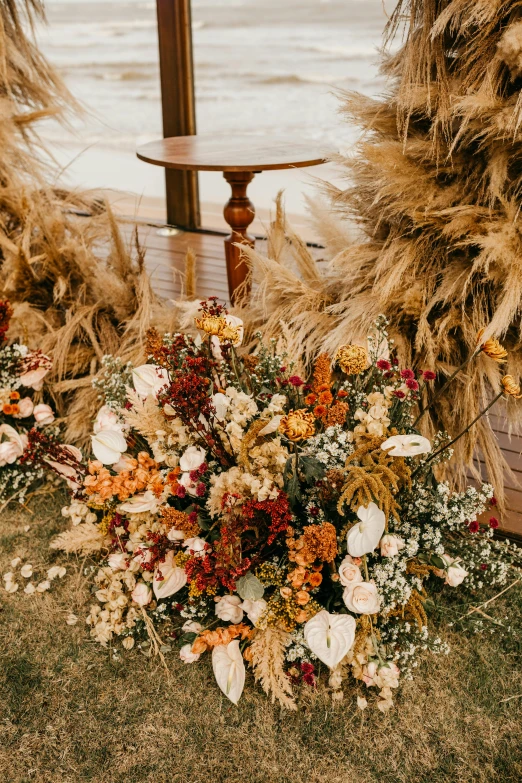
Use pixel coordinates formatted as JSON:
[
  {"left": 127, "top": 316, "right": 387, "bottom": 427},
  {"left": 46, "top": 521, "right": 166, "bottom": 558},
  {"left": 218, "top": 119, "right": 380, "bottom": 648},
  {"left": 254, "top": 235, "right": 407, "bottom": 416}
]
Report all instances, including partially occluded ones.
[
  {"left": 335, "top": 344, "right": 368, "bottom": 375},
  {"left": 502, "top": 375, "right": 522, "bottom": 399},
  {"left": 316, "top": 383, "right": 330, "bottom": 393},
  {"left": 10, "top": 404, "right": 19, "bottom": 415},
  {"left": 279, "top": 409, "right": 315, "bottom": 441},
  {"left": 305, "top": 392, "right": 318, "bottom": 406},
  {"left": 307, "top": 572, "right": 322, "bottom": 588},
  {"left": 9, "top": 391, "right": 20, "bottom": 401},
  {"left": 318, "top": 390, "right": 333, "bottom": 405},
  {"left": 295, "top": 610, "right": 308, "bottom": 624},
  {"left": 337, "top": 389, "right": 348, "bottom": 398},
  {"left": 295, "top": 590, "right": 310, "bottom": 606},
  {"left": 477, "top": 330, "right": 507, "bottom": 362},
  {"left": 313, "top": 404, "right": 327, "bottom": 418},
  {"left": 2, "top": 404, "right": 13, "bottom": 415},
  {"left": 280, "top": 586, "right": 293, "bottom": 599}
]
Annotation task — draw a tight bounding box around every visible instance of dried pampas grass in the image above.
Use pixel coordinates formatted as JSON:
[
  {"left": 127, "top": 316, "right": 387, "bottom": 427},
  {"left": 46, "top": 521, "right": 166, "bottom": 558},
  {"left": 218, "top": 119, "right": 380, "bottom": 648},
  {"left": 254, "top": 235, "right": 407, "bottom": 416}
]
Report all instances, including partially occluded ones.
[
  {"left": 243, "top": 0, "right": 522, "bottom": 509},
  {"left": 250, "top": 627, "right": 297, "bottom": 710},
  {"left": 50, "top": 521, "right": 109, "bottom": 555},
  {"left": 0, "top": 1, "right": 180, "bottom": 444}
]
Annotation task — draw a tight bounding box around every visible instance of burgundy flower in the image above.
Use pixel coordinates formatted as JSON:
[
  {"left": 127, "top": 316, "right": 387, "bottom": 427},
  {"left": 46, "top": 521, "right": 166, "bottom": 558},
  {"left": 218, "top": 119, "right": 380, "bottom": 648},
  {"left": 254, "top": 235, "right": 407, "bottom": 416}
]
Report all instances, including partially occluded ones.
[
  {"left": 400, "top": 369, "right": 415, "bottom": 380},
  {"left": 189, "top": 470, "right": 200, "bottom": 482},
  {"left": 489, "top": 516, "right": 499, "bottom": 529},
  {"left": 480, "top": 564, "right": 488, "bottom": 571},
  {"left": 393, "top": 390, "right": 406, "bottom": 399},
  {"left": 198, "top": 462, "right": 208, "bottom": 475},
  {"left": 196, "top": 482, "right": 206, "bottom": 497},
  {"left": 176, "top": 485, "right": 187, "bottom": 499},
  {"left": 422, "top": 370, "right": 436, "bottom": 381},
  {"left": 406, "top": 379, "right": 419, "bottom": 391},
  {"left": 289, "top": 375, "right": 304, "bottom": 387},
  {"left": 490, "top": 496, "right": 498, "bottom": 506},
  {"left": 376, "top": 359, "right": 391, "bottom": 371},
  {"left": 468, "top": 520, "right": 479, "bottom": 533}
]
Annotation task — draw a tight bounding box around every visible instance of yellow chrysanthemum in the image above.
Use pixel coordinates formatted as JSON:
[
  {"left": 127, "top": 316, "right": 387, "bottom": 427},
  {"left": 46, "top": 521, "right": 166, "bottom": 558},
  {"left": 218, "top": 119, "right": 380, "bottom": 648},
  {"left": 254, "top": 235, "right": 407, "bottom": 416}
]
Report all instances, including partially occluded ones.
[{"left": 335, "top": 344, "right": 368, "bottom": 375}]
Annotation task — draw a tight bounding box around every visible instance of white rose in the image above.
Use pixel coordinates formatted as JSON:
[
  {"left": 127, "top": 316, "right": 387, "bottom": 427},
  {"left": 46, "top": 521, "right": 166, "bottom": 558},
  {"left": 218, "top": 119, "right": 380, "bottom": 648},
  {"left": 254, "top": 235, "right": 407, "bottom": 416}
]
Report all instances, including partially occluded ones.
[
  {"left": 211, "top": 392, "right": 230, "bottom": 421},
  {"left": 179, "top": 445, "right": 206, "bottom": 473},
  {"left": 368, "top": 404, "right": 388, "bottom": 420},
  {"left": 179, "top": 643, "right": 200, "bottom": 664},
  {"left": 108, "top": 552, "right": 129, "bottom": 571},
  {"left": 241, "top": 598, "right": 267, "bottom": 626},
  {"left": 93, "top": 405, "right": 124, "bottom": 435},
  {"left": 118, "top": 490, "right": 160, "bottom": 515},
  {"left": 182, "top": 620, "right": 202, "bottom": 634},
  {"left": 338, "top": 556, "right": 363, "bottom": 587},
  {"left": 445, "top": 560, "right": 468, "bottom": 587},
  {"left": 13, "top": 397, "right": 33, "bottom": 418},
  {"left": 131, "top": 582, "right": 152, "bottom": 606},
  {"left": 33, "top": 403, "right": 55, "bottom": 426},
  {"left": 343, "top": 581, "right": 381, "bottom": 615},
  {"left": 215, "top": 594, "right": 244, "bottom": 624},
  {"left": 380, "top": 534, "right": 405, "bottom": 558},
  {"left": 183, "top": 537, "right": 207, "bottom": 555},
  {"left": 366, "top": 419, "right": 385, "bottom": 437},
  {"left": 0, "top": 424, "right": 27, "bottom": 466},
  {"left": 167, "top": 528, "right": 185, "bottom": 542}
]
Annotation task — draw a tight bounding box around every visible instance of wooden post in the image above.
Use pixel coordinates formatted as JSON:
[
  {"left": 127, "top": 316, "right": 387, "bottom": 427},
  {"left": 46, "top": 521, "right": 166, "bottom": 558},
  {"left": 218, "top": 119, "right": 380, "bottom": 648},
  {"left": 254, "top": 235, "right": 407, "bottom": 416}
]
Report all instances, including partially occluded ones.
[{"left": 156, "top": 0, "right": 200, "bottom": 229}]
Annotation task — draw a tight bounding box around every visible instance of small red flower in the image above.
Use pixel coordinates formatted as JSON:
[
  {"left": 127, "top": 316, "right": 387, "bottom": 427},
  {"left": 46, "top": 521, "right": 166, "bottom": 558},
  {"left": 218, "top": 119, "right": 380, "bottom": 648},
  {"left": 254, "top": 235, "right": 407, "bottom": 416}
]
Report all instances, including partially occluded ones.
[
  {"left": 490, "top": 496, "right": 497, "bottom": 506},
  {"left": 400, "top": 369, "right": 415, "bottom": 380},
  {"left": 376, "top": 359, "right": 391, "bottom": 371},
  {"left": 289, "top": 375, "right": 304, "bottom": 387},
  {"left": 196, "top": 482, "right": 206, "bottom": 497},
  {"left": 393, "top": 390, "right": 406, "bottom": 399},
  {"left": 422, "top": 370, "right": 436, "bottom": 381},
  {"left": 489, "top": 516, "right": 499, "bottom": 529},
  {"left": 176, "top": 485, "right": 186, "bottom": 498},
  {"left": 406, "top": 379, "right": 419, "bottom": 391},
  {"left": 468, "top": 520, "right": 479, "bottom": 533},
  {"left": 480, "top": 564, "right": 488, "bottom": 571}
]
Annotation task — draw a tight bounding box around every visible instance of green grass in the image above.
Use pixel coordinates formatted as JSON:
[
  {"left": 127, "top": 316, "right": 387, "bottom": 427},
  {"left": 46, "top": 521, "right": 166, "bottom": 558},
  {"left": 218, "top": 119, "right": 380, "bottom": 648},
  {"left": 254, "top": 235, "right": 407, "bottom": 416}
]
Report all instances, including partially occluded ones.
[{"left": 1, "top": 492, "right": 521, "bottom": 783}]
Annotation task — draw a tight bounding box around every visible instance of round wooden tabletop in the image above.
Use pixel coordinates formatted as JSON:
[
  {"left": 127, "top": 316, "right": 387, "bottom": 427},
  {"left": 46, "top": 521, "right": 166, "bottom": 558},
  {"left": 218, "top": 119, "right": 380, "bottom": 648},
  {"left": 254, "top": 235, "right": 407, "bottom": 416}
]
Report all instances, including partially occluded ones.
[{"left": 136, "top": 135, "right": 328, "bottom": 172}]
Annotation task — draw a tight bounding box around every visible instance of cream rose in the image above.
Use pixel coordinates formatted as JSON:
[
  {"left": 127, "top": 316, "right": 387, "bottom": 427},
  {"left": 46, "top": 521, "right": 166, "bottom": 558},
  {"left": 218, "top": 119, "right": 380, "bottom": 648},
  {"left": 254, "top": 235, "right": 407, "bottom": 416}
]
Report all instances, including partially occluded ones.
[
  {"left": 215, "top": 594, "right": 244, "bottom": 624},
  {"left": 13, "top": 397, "right": 33, "bottom": 418},
  {"left": 445, "top": 559, "right": 468, "bottom": 587},
  {"left": 179, "top": 445, "right": 206, "bottom": 473},
  {"left": 380, "top": 534, "right": 405, "bottom": 558},
  {"left": 33, "top": 403, "right": 55, "bottom": 426},
  {"left": 241, "top": 598, "right": 267, "bottom": 626},
  {"left": 108, "top": 552, "right": 129, "bottom": 571},
  {"left": 338, "top": 556, "right": 363, "bottom": 588},
  {"left": 131, "top": 582, "right": 152, "bottom": 606},
  {"left": 179, "top": 643, "right": 200, "bottom": 664},
  {"left": 343, "top": 581, "right": 381, "bottom": 615}
]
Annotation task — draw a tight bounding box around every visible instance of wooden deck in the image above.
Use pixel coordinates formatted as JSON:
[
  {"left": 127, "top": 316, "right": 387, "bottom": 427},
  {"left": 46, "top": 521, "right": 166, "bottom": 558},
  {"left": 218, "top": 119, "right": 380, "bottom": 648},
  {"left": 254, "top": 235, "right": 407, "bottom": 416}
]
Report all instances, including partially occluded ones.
[{"left": 122, "top": 219, "right": 522, "bottom": 539}]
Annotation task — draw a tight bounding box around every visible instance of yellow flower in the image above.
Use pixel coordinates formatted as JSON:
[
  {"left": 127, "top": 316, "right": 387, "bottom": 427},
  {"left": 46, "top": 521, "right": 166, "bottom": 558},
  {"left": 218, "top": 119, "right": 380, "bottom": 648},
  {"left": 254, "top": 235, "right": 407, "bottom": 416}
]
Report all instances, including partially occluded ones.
[
  {"left": 279, "top": 409, "right": 315, "bottom": 441},
  {"left": 335, "top": 344, "right": 368, "bottom": 375},
  {"left": 195, "top": 314, "right": 225, "bottom": 336},
  {"left": 477, "top": 330, "right": 508, "bottom": 363},
  {"left": 502, "top": 375, "right": 522, "bottom": 399},
  {"left": 218, "top": 322, "right": 242, "bottom": 345}
]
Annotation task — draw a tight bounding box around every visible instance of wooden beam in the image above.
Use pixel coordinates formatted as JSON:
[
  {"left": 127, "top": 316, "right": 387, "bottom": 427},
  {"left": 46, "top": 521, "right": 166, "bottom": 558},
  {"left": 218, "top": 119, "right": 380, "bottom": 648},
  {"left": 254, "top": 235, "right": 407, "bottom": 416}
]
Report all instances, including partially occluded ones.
[{"left": 156, "top": 0, "right": 200, "bottom": 229}]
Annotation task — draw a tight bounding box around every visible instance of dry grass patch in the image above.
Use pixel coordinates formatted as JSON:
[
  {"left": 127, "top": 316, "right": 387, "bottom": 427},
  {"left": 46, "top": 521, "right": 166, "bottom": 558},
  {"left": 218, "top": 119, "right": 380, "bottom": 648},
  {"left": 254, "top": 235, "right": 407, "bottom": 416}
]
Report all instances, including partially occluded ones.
[{"left": 0, "top": 492, "right": 521, "bottom": 783}]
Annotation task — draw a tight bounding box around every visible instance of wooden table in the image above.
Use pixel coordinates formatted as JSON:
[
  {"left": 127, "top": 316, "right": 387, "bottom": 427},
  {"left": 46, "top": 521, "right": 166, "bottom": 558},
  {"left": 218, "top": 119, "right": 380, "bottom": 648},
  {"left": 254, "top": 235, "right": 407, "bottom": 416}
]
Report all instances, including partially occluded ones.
[{"left": 136, "top": 135, "right": 327, "bottom": 302}]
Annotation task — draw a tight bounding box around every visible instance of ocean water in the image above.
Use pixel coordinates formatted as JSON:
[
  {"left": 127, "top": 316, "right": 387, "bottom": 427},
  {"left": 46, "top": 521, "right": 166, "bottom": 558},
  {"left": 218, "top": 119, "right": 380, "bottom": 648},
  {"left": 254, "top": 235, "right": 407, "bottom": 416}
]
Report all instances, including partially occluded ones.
[{"left": 36, "top": 0, "right": 394, "bottom": 214}]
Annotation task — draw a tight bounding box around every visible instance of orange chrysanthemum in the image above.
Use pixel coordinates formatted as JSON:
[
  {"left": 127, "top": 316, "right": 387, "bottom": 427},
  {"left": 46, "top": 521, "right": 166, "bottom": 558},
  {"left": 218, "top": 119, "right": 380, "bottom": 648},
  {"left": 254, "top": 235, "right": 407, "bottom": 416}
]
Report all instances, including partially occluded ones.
[
  {"left": 305, "top": 392, "right": 318, "bottom": 406},
  {"left": 313, "top": 404, "right": 327, "bottom": 418},
  {"left": 318, "top": 390, "right": 333, "bottom": 405}
]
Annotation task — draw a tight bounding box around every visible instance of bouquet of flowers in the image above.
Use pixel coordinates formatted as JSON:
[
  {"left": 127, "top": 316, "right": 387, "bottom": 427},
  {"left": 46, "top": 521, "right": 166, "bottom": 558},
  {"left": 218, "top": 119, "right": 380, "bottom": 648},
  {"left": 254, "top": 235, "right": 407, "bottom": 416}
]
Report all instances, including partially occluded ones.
[
  {"left": 53, "top": 299, "right": 521, "bottom": 710},
  {"left": 0, "top": 299, "right": 67, "bottom": 504}
]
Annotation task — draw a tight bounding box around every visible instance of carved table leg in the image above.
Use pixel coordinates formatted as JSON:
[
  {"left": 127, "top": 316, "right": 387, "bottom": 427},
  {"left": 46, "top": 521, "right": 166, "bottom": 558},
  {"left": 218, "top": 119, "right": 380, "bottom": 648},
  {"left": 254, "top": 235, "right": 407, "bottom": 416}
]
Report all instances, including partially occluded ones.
[{"left": 223, "top": 170, "right": 256, "bottom": 304}]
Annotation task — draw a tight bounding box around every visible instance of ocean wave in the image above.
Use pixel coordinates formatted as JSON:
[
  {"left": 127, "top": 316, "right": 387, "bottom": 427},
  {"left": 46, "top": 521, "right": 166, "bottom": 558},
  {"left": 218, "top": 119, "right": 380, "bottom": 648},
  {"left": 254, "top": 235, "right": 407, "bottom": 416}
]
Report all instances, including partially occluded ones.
[{"left": 255, "top": 73, "right": 355, "bottom": 86}]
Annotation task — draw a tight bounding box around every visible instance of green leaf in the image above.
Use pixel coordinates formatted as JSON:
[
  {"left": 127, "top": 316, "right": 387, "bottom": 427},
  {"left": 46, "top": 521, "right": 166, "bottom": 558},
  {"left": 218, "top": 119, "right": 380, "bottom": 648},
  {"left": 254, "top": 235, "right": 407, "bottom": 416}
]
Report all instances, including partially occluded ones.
[
  {"left": 299, "top": 455, "right": 326, "bottom": 483},
  {"left": 236, "top": 571, "right": 265, "bottom": 601}
]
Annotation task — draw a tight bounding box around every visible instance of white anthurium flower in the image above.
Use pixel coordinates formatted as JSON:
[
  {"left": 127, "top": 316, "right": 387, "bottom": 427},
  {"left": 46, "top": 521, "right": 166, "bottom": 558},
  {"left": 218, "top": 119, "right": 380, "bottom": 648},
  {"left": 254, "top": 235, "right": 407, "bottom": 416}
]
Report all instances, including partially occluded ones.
[
  {"left": 211, "top": 392, "right": 230, "bottom": 421},
  {"left": 346, "top": 502, "right": 386, "bottom": 557},
  {"left": 93, "top": 405, "right": 125, "bottom": 435},
  {"left": 118, "top": 490, "right": 160, "bottom": 515},
  {"left": 132, "top": 364, "right": 169, "bottom": 398},
  {"left": 179, "top": 445, "right": 206, "bottom": 473},
  {"left": 91, "top": 429, "right": 127, "bottom": 465},
  {"left": 212, "top": 640, "right": 246, "bottom": 705},
  {"left": 381, "top": 434, "right": 431, "bottom": 457},
  {"left": 153, "top": 550, "right": 187, "bottom": 599},
  {"left": 257, "top": 416, "right": 283, "bottom": 437},
  {"left": 304, "top": 610, "right": 356, "bottom": 669},
  {"left": 0, "top": 424, "right": 28, "bottom": 466},
  {"left": 179, "top": 644, "right": 200, "bottom": 664}
]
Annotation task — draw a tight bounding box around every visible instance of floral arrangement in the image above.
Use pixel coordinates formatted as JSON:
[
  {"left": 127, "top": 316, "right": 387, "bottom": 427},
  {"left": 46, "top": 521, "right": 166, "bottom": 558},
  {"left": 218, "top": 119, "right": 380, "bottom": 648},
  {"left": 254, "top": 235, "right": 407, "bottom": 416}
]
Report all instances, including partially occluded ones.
[
  {"left": 52, "top": 300, "right": 521, "bottom": 710},
  {"left": 0, "top": 299, "right": 70, "bottom": 504}
]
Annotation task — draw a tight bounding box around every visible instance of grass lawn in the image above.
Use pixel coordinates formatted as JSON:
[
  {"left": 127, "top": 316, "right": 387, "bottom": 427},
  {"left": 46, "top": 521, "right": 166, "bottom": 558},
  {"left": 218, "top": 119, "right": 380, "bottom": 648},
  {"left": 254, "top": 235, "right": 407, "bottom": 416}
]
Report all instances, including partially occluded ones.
[{"left": 1, "top": 491, "right": 521, "bottom": 783}]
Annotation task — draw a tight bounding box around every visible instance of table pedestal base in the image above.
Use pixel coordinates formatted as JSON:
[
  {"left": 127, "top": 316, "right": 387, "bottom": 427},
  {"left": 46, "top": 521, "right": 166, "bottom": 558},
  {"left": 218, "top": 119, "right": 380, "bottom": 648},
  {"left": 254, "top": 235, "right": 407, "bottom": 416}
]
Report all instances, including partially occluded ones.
[{"left": 223, "top": 171, "right": 256, "bottom": 304}]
